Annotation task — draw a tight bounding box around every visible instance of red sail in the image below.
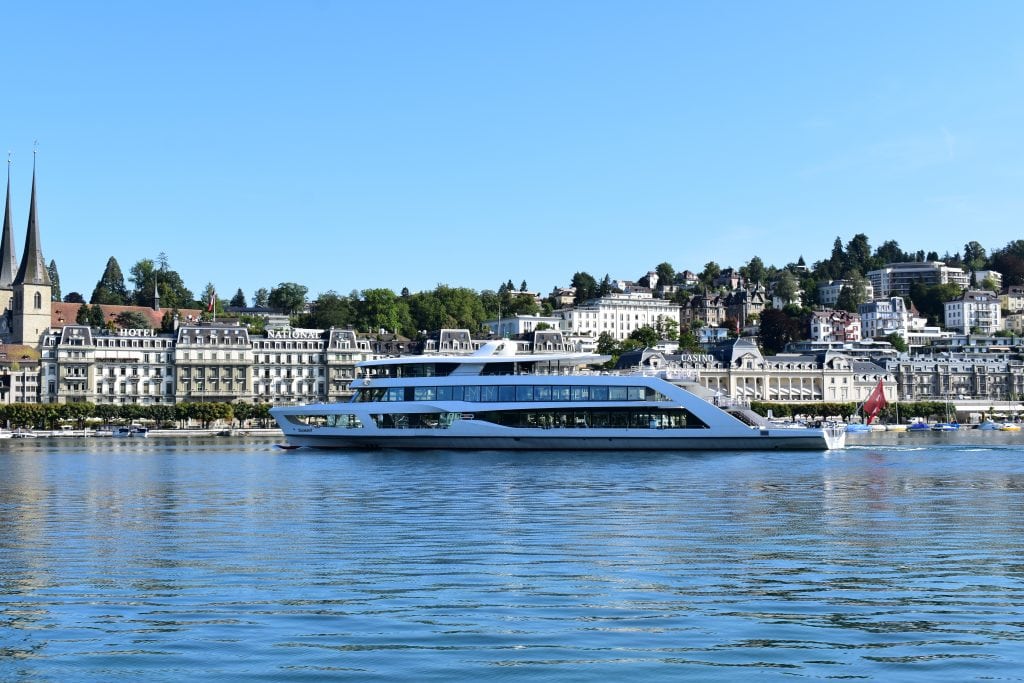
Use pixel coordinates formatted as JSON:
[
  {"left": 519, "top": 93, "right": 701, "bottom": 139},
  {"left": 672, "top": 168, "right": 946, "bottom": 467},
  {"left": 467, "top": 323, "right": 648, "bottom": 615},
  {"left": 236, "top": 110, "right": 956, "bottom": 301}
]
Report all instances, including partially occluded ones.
[{"left": 862, "top": 380, "right": 887, "bottom": 424}]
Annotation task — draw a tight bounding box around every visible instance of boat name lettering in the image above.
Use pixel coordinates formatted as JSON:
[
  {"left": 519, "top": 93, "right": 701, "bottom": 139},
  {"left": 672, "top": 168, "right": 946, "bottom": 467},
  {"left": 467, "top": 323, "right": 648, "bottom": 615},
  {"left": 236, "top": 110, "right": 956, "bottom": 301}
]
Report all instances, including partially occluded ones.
[
  {"left": 268, "top": 330, "right": 322, "bottom": 340},
  {"left": 117, "top": 328, "right": 156, "bottom": 337}
]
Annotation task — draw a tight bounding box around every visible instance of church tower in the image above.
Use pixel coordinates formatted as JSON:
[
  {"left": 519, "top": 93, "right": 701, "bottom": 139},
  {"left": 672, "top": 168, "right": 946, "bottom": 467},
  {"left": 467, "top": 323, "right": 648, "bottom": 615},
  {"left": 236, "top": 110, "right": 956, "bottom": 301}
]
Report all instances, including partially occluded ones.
[
  {"left": 12, "top": 154, "right": 52, "bottom": 345},
  {"left": 0, "top": 160, "right": 19, "bottom": 333}
]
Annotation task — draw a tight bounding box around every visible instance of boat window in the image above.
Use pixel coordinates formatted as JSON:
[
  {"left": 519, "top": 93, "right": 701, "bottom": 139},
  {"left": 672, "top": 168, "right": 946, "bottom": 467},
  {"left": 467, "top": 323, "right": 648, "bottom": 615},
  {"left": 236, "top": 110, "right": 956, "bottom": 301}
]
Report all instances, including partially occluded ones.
[
  {"left": 480, "top": 386, "right": 498, "bottom": 402},
  {"left": 449, "top": 386, "right": 464, "bottom": 401},
  {"left": 627, "top": 387, "right": 644, "bottom": 401},
  {"left": 463, "top": 385, "right": 481, "bottom": 402},
  {"left": 534, "top": 385, "right": 552, "bottom": 401},
  {"left": 571, "top": 386, "right": 589, "bottom": 401},
  {"left": 515, "top": 385, "right": 534, "bottom": 401},
  {"left": 414, "top": 387, "right": 436, "bottom": 401},
  {"left": 498, "top": 386, "right": 516, "bottom": 402},
  {"left": 436, "top": 386, "right": 453, "bottom": 401},
  {"left": 590, "top": 386, "right": 609, "bottom": 401},
  {"left": 325, "top": 414, "right": 363, "bottom": 428},
  {"left": 608, "top": 387, "right": 628, "bottom": 401},
  {"left": 552, "top": 386, "right": 571, "bottom": 401}
]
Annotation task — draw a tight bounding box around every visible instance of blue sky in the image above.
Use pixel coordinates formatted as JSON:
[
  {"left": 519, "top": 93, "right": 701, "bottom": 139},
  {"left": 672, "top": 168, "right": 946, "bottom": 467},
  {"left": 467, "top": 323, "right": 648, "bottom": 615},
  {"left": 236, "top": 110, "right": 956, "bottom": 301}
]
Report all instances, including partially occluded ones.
[{"left": 3, "top": 1, "right": 1023, "bottom": 303}]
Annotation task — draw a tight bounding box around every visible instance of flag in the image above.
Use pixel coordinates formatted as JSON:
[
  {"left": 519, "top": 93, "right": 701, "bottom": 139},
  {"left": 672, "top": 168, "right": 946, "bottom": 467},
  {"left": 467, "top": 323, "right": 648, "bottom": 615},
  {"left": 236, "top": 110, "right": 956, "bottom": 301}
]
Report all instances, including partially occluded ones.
[
  {"left": 207, "top": 290, "right": 216, "bottom": 313},
  {"left": 862, "top": 379, "right": 887, "bottom": 424}
]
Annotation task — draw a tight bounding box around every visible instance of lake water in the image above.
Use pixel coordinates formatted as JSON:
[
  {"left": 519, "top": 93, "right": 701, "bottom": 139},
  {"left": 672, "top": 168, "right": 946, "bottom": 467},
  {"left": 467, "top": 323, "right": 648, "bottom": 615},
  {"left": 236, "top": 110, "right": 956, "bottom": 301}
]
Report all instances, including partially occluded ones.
[{"left": 2, "top": 432, "right": 1024, "bottom": 681}]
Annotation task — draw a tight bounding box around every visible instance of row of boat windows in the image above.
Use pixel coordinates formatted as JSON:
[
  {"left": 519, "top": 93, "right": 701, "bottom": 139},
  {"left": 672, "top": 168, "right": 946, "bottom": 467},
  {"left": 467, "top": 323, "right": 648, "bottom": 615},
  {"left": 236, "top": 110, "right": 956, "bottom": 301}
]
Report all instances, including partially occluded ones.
[
  {"left": 286, "top": 407, "right": 706, "bottom": 430},
  {"left": 355, "top": 385, "right": 670, "bottom": 403}
]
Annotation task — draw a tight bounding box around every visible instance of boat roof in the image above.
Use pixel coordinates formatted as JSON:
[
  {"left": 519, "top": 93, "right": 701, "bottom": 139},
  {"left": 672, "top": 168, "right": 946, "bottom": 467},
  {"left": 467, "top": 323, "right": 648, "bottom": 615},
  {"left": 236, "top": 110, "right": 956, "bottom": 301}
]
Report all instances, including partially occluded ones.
[{"left": 358, "top": 340, "right": 608, "bottom": 368}]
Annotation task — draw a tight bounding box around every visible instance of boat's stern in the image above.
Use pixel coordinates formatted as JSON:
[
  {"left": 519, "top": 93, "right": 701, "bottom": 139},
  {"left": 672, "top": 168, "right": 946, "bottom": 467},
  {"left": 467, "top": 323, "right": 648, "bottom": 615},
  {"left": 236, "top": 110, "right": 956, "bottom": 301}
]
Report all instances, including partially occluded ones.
[{"left": 822, "top": 423, "right": 847, "bottom": 449}]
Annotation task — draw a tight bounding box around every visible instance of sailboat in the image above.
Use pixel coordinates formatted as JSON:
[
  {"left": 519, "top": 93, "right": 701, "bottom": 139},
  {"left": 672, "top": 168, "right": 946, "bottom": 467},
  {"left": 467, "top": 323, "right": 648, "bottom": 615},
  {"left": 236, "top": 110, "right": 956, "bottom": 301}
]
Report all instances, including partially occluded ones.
[
  {"left": 932, "top": 391, "right": 960, "bottom": 431},
  {"left": 847, "top": 380, "right": 887, "bottom": 433}
]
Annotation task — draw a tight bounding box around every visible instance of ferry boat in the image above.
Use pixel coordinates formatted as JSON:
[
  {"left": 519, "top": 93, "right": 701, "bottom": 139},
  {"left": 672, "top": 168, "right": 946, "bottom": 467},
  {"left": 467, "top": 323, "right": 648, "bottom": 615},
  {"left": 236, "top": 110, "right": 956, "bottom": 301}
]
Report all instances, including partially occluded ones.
[{"left": 271, "top": 342, "right": 846, "bottom": 451}]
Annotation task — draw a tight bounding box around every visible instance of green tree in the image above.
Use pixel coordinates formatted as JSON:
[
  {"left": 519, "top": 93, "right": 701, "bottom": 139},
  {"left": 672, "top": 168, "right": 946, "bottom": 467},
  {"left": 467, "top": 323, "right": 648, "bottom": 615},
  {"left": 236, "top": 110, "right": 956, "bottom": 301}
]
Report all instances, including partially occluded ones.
[
  {"left": 885, "top": 332, "right": 908, "bottom": 352},
  {"left": 130, "top": 256, "right": 194, "bottom": 309},
  {"left": 230, "top": 288, "right": 246, "bottom": 307},
  {"left": 845, "top": 233, "right": 871, "bottom": 274},
  {"left": 596, "top": 331, "right": 618, "bottom": 356},
  {"left": 742, "top": 256, "right": 765, "bottom": 286},
  {"left": 356, "top": 288, "right": 407, "bottom": 334},
  {"left": 661, "top": 317, "right": 679, "bottom": 341},
  {"left": 772, "top": 271, "right": 800, "bottom": 306},
  {"left": 114, "top": 311, "right": 152, "bottom": 329},
  {"left": 299, "top": 291, "right": 356, "bottom": 330},
  {"left": 268, "top": 282, "right": 308, "bottom": 315},
  {"left": 64, "top": 291, "right": 85, "bottom": 303},
  {"left": 991, "top": 240, "right": 1024, "bottom": 286},
  {"left": 90, "top": 256, "right": 129, "bottom": 304},
  {"left": 677, "top": 328, "right": 702, "bottom": 353},
  {"left": 47, "top": 259, "right": 61, "bottom": 301},
  {"left": 161, "top": 308, "right": 178, "bottom": 333},
  {"left": 75, "top": 304, "right": 90, "bottom": 325},
  {"left": 963, "top": 241, "right": 987, "bottom": 270},
  {"left": 874, "top": 240, "right": 906, "bottom": 266},
  {"left": 253, "top": 288, "right": 270, "bottom": 307},
  {"left": 698, "top": 262, "right": 721, "bottom": 290},
  {"left": 655, "top": 262, "right": 675, "bottom": 289},
  {"left": 628, "top": 326, "right": 659, "bottom": 348},
  {"left": 910, "top": 281, "right": 966, "bottom": 326},
  {"left": 89, "top": 304, "right": 106, "bottom": 328},
  {"left": 571, "top": 272, "right": 598, "bottom": 304},
  {"left": 758, "top": 308, "right": 801, "bottom": 355}
]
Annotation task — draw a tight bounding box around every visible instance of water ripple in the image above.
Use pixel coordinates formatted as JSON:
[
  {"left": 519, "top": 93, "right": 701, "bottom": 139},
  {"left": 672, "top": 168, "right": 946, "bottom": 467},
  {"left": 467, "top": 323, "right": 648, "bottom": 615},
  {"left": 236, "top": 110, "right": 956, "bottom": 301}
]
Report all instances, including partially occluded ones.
[{"left": 2, "top": 436, "right": 1024, "bottom": 680}]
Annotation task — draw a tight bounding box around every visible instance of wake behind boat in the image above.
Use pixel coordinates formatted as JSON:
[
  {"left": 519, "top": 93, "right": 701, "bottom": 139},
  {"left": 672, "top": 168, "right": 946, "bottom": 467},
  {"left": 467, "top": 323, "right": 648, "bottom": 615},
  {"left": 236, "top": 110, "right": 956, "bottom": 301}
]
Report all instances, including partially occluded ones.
[{"left": 271, "top": 341, "right": 845, "bottom": 451}]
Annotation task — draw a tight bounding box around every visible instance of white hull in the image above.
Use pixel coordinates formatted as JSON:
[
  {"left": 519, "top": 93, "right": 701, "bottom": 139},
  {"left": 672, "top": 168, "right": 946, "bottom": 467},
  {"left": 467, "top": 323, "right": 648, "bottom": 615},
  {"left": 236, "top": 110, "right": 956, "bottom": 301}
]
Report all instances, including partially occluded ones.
[{"left": 276, "top": 429, "right": 841, "bottom": 451}]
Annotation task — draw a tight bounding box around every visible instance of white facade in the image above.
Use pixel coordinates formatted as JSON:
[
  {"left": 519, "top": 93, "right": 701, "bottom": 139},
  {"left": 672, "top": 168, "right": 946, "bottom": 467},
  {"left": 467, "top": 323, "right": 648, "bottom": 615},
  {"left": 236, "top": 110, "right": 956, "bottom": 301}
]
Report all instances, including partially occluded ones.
[
  {"left": 817, "top": 279, "right": 874, "bottom": 307},
  {"left": 809, "top": 310, "right": 862, "bottom": 343},
  {"left": 484, "top": 314, "right": 562, "bottom": 337},
  {"left": 973, "top": 270, "right": 1002, "bottom": 290},
  {"left": 40, "top": 326, "right": 176, "bottom": 405},
  {"left": 944, "top": 291, "right": 1001, "bottom": 334},
  {"left": 859, "top": 297, "right": 910, "bottom": 339},
  {"left": 867, "top": 261, "right": 969, "bottom": 298},
  {"left": 554, "top": 293, "right": 682, "bottom": 342}
]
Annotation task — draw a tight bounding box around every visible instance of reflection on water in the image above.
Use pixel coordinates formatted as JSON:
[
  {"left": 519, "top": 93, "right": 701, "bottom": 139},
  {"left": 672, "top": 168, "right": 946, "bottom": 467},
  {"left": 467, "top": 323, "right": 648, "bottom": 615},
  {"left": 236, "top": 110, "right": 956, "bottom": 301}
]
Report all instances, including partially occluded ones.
[{"left": 2, "top": 434, "right": 1024, "bottom": 681}]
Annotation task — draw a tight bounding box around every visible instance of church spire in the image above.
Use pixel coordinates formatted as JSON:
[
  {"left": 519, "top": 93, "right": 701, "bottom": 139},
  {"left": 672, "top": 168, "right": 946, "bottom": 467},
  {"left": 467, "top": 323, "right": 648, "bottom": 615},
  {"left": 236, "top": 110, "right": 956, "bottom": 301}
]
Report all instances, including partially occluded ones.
[
  {"left": 0, "top": 156, "right": 18, "bottom": 288},
  {"left": 14, "top": 150, "right": 50, "bottom": 286}
]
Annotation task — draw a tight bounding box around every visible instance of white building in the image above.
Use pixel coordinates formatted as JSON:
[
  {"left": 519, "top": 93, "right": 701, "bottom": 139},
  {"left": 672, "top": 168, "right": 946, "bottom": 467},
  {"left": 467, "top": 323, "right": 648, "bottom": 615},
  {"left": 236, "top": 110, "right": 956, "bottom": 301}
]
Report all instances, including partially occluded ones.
[
  {"left": 867, "top": 261, "right": 969, "bottom": 299},
  {"left": 972, "top": 270, "right": 1002, "bottom": 290},
  {"left": 484, "top": 314, "right": 562, "bottom": 337},
  {"left": 554, "top": 292, "right": 682, "bottom": 342},
  {"left": 944, "top": 290, "right": 1001, "bottom": 334},
  {"left": 817, "top": 279, "right": 874, "bottom": 307},
  {"left": 810, "top": 310, "right": 862, "bottom": 343},
  {"left": 859, "top": 297, "right": 910, "bottom": 339},
  {"left": 40, "top": 326, "right": 176, "bottom": 405}
]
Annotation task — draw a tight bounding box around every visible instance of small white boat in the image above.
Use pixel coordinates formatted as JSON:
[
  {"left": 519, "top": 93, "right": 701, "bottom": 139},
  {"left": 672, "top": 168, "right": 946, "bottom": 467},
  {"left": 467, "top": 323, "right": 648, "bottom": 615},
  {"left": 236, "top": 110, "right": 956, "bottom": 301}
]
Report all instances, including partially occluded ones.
[
  {"left": 112, "top": 426, "right": 149, "bottom": 438},
  {"left": 976, "top": 420, "right": 1000, "bottom": 431}
]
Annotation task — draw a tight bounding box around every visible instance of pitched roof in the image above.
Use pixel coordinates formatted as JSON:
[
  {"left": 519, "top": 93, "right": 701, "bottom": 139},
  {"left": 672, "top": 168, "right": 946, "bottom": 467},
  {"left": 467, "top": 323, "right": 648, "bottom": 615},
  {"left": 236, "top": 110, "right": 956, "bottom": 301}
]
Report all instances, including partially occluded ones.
[
  {"left": 51, "top": 302, "right": 204, "bottom": 330},
  {"left": 13, "top": 161, "right": 50, "bottom": 287},
  {"left": 0, "top": 167, "right": 18, "bottom": 288}
]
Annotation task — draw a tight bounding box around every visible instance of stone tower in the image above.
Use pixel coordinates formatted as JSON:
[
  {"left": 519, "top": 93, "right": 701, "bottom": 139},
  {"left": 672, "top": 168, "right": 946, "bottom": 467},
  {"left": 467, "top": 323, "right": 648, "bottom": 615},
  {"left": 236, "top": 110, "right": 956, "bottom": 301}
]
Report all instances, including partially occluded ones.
[
  {"left": 12, "top": 156, "right": 52, "bottom": 345},
  {"left": 0, "top": 161, "right": 19, "bottom": 334}
]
